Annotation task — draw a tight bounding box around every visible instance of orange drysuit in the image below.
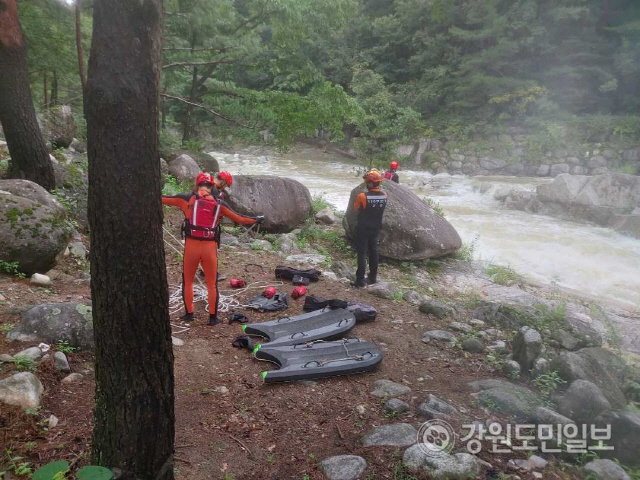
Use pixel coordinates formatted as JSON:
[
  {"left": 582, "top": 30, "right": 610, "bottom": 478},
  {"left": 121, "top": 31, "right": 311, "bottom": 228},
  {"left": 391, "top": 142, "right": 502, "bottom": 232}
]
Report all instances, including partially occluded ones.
[{"left": 162, "top": 188, "right": 256, "bottom": 316}]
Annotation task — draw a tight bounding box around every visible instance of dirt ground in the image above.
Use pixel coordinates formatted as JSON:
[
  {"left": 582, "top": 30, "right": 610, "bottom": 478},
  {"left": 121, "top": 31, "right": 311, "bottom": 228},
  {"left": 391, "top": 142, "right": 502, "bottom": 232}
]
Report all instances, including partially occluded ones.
[{"left": 0, "top": 222, "right": 585, "bottom": 480}]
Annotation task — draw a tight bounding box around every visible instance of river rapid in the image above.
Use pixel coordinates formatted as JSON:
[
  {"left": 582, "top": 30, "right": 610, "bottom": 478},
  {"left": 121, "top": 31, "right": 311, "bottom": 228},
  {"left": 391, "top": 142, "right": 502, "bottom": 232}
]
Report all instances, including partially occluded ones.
[{"left": 209, "top": 145, "right": 640, "bottom": 309}]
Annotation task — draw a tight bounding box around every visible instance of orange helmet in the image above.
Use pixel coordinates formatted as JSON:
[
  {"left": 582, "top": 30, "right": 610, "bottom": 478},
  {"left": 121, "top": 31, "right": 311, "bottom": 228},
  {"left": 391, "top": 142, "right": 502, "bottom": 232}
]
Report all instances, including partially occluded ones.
[
  {"left": 390, "top": 161, "right": 399, "bottom": 170},
  {"left": 363, "top": 168, "right": 383, "bottom": 184}
]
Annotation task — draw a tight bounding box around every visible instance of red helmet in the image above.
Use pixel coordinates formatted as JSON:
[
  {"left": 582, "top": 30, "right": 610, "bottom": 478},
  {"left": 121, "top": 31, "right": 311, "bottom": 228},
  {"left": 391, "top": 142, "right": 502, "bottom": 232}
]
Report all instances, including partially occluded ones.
[
  {"left": 195, "top": 172, "right": 214, "bottom": 186},
  {"left": 390, "top": 161, "right": 399, "bottom": 170},
  {"left": 363, "top": 168, "right": 383, "bottom": 184},
  {"left": 217, "top": 171, "right": 233, "bottom": 187}
]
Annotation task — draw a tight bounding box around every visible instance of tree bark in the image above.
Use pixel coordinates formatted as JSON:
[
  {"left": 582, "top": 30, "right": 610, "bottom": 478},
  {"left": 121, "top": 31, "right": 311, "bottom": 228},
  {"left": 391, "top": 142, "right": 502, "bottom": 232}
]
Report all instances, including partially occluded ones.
[
  {"left": 75, "top": 0, "right": 86, "bottom": 94},
  {"left": 43, "top": 71, "right": 48, "bottom": 110},
  {"left": 0, "top": 0, "right": 55, "bottom": 191},
  {"left": 50, "top": 69, "right": 58, "bottom": 107},
  {"left": 85, "top": 1, "right": 175, "bottom": 479}
]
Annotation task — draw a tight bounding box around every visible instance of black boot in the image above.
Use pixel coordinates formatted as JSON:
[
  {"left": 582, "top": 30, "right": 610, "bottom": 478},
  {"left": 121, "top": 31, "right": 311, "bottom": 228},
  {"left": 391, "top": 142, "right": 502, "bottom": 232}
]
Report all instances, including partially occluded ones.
[
  {"left": 367, "top": 276, "right": 377, "bottom": 285},
  {"left": 181, "top": 312, "right": 195, "bottom": 323},
  {"left": 208, "top": 315, "right": 222, "bottom": 326},
  {"left": 350, "top": 279, "right": 366, "bottom": 288}
]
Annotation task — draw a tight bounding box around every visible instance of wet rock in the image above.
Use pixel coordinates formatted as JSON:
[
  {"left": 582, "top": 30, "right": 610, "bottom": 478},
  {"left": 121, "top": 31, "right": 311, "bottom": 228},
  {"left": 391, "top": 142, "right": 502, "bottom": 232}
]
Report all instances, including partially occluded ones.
[
  {"left": 315, "top": 208, "right": 337, "bottom": 225},
  {"left": 0, "top": 372, "right": 44, "bottom": 408},
  {"left": 367, "top": 282, "right": 394, "bottom": 299},
  {"left": 558, "top": 380, "right": 611, "bottom": 424},
  {"left": 550, "top": 163, "right": 570, "bottom": 176},
  {"left": 596, "top": 409, "right": 640, "bottom": 466},
  {"left": 0, "top": 194, "right": 72, "bottom": 274},
  {"left": 403, "top": 290, "right": 422, "bottom": 305},
  {"left": 503, "top": 360, "right": 521, "bottom": 377},
  {"left": 332, "top": 260, "right": 355, "bottom": 280},
  {"left": 449, "top": 322, "right": 472, "bottom": 334},
  {"left": 468, "top": 379, "right": 542, "bottom": 420},
  {"left": 419, "top": 300, "right": 454, "bottom": 319},
  {"left": 8, "top": 302, "right": 94, "bottom": 350},
  {"left": 14, "top": 346, "right": 43, "bottom": 360},
  {"left": 512, "top": 326, "right": 542, "bottom": 371},
  {"left": 403, "top": 445, "right": 479, "bottom": 479},
  {"left": 532, "top": 358, "right": 549, "bottom": 378},
  {"left": 285, "top": 254, "right": 326, "bottom": 266},
  {"left": 227, "top": 175, "right": 313, "bottom": 233},
  {"left": 168, "top": 154, "right": 200, "bottom": 184},
  {"left": 0, "top": 179, "right": 66, "bottom": 215},
  {"left": 343, "top": 180, "right": 462, "bottom": 260},
  {"left": 319, "top": 455, "right": 367, "bottom": 480},
  {"left": 361, "top": 423, "right": 417, "bottom": 447},
  {"left": 69, "top": 242, "right": 87, "bottom": 259},
  {"left": 370, "top": 380, "right": 411, "bottom": 398},
  {"left": 422, "top": 330, "right": 456, "bottom": 344},
  {"left": 550, "top": 347, "right": 627, "bottom": 408},
  {"left": 384, "top": 398, "right": 409, "bottom": 414},
  {"left": 583, "top": 459, "right": 630, "bottom": 480},
  {"left": 53, "top": 351, "right": 70, "bottom": 372},
  {"left": 30, "top": 273, "right": 51, "bottom": 287},
  {"left": 551, "top": 329, "right": 581, "bottom": 350},
  {"left": 61, "top": 373, "right": 83, "bottom": 384},
  {"left": 462, "top": 338, "right": 484, "bottom": 353}
]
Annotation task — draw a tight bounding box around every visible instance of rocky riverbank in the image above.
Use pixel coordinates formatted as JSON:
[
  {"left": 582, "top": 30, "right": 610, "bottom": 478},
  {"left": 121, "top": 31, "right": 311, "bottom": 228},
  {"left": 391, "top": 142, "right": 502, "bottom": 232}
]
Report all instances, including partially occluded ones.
[{"left": 1, "top": 202, "right": 639, "bottom": 479}]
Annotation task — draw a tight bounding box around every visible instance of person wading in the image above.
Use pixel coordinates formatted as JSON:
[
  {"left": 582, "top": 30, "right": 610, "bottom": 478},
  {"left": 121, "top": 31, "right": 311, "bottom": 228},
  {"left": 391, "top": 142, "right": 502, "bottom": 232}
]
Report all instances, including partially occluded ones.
[
  {"left": 384, "top": 160, "right": 400, "bottom": 183},
  {"left": 162, "top": 172, "right": 264, "bottom": 325},
  {"left": 350, "top": 169, "right": 387, "bottom": 288}
]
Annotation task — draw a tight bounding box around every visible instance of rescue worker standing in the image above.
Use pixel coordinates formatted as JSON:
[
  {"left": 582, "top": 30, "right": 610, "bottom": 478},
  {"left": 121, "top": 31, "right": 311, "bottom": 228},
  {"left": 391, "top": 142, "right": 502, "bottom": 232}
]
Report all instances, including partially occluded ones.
[
  {"left": 384, "top": 160, "right": 400, "bottom": 183},
  {"left": 162, "top": 172, "right": 264, "bottom": 325},
  {"left": 350, "top": 169, "right": 387, "bottom": 288}
]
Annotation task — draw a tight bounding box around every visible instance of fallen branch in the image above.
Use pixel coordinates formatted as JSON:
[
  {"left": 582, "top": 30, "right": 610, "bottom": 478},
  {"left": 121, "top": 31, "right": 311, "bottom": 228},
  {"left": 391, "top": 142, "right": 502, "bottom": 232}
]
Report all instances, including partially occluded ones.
[
  {"left": 227, "top": 433, "right": 255, "bottom": 459},
  {"left": 160, "top": 93, "right": 253, "bottom": 129}
]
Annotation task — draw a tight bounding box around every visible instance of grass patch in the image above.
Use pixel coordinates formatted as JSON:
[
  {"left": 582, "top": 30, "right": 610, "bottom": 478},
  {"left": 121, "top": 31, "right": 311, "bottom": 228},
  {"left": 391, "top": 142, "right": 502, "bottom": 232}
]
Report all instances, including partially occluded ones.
[
  {"left": 455, "top": 235, "right": 479, "bottom": 262},
  {"left": 311, "top": 194, "right": 332, "bottom": 215},
  {"left": 422, "top": 197, "right": 445, "bottom": 216},
  {"left": 162, "top": 174, "right": 192, "bottom": 196},
  {"left": 0, "top": 260, "right": 26, "bottom": 279},
  {"left": 485, "top": 264, "right": 521, "bottom": 286},
  {"left": 533, "top": 370, "right": 566, "bottom": 397},
  {"left": 12, "top": 356, "right": 37, "bottom": 372}
]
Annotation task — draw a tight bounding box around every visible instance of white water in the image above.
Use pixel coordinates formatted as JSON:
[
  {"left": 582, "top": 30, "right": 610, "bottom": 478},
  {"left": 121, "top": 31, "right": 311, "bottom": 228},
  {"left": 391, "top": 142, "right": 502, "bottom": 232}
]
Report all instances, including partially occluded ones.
[{"left": 210, "top": 145, "right": 640, "bottom": 308}]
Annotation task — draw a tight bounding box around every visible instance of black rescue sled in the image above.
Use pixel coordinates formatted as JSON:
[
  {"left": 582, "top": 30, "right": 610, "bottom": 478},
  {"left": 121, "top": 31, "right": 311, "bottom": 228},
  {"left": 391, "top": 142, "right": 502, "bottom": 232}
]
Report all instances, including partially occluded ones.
[
  {"left": 255, "top": 338, "right": 383, "bottom": 383},
  {"left": 241, "top": 308, "right": 356, "bottom": 348}
]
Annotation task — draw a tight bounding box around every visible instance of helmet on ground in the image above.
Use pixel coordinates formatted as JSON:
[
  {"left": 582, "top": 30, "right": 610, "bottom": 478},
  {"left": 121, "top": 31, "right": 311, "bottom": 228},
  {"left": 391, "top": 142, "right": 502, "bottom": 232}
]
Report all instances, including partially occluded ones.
[
  {"left": 390, "top": 161, "right": 399, "bottom": 170},
  {"left": 363, "top": 168, "right": 383, "bottom": 184},
  {"left": 195, "top": 172, "right": 214, "bottom": 186},
  {"left": 217, "top": 171, "right": 233, "bottom": 187}
]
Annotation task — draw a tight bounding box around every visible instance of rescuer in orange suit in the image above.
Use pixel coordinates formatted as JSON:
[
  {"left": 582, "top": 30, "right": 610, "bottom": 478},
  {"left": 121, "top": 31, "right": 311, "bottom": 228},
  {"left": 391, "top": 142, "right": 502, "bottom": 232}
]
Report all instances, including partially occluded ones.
[{"left": 162, "top": 172, "right": 264, "bottom": 325}]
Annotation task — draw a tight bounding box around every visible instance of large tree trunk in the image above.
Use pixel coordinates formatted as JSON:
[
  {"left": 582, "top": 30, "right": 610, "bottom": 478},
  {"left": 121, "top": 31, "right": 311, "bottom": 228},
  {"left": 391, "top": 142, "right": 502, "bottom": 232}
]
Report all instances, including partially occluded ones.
[
  {"left": 0, "top": 0, "right": 55, "bottom": 191},
  {"left": 75, "top": 0, "right": 86, "bottom": 95},
  {"left": 85, "top": 1, "right": 175, "bottom": 479}
]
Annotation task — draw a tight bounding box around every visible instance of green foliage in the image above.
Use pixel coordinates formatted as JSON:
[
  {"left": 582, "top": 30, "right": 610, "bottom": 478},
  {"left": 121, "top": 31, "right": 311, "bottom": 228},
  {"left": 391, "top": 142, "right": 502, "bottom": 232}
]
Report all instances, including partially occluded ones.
[
  {"left": 162, "top": 175, "right": 191, "bottom": 196},
  {"left": 55, "top": 341, "right": 77, "bottom": 355},
  {"left": 1, "top": 449, "right": 33, "bottom": 477},
  {"left": 32, "top": 460, "right": 70, "bottom": 480},
  {"left": 421, "top": 197, "right": 444, "bottom": 216},
  {"left": 76, "top": 466, "right": 114, "bottom": 480},
  {"left": 311, "top": 195, "right": 332, "bottom": 215},
  {"left": 12, "top": 356, "right": 37, "bottom": 372},
  {"left": 485, "top": 264, "right": 521, "bottom": 286},
  {"left": 533, "top": 370, "right": 566, "bottom": 397},
  {"left": 0, "top": 260, "right": 26, "bottom": 279}
]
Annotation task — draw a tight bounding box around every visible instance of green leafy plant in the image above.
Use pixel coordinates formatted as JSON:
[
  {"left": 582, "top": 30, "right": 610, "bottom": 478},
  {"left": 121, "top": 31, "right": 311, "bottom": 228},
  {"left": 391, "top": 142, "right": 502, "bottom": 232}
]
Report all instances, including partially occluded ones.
[
  {"left": 311, "top": 194, "right": 332, "bottom": 215},
  {"left": 1, "top": 449, "right": 33, "bottom": 477},
  {"left": 13, "top": 355, "right": 37, "bottom": 372},
  {"left": 485, "top": 264, "right": 521, "bottom": 286},
  {"left": 422, "top": 197, "right": 444, "bottom": 216},
  {"left": 55, "top": 340, "right": 77, "bottom": 354},
  {"left": 455, "top": 235, "right": 479, "bottom": 262},
  {"left": 0, "top": 260, "right": 26, "bottom": 279},
  {"left": 533, "top": 370, "right": 566, "bottom": 397}
]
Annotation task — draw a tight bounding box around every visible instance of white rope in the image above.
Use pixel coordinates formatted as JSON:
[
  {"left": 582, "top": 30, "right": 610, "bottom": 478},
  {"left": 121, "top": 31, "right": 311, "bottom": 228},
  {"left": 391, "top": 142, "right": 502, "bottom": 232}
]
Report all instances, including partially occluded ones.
[{"left": 162, "top": 225, "right": 282, "bottom": 331}]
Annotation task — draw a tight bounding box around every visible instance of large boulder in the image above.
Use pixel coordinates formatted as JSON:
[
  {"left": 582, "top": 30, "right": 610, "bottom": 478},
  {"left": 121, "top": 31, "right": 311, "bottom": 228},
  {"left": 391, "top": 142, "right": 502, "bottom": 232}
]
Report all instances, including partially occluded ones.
[
  {"left": 226, "top": 175, "right": 312, "bottom": 233},
  {"left": 343, "top": 181, "right": 461, "bottom": 260},
  {"left": 7, "top": 302, "right": 94, "bottom": 350},
  {"left": 583, "top": 459, "right": 631, "bottom": 480},
  {"left": 557, "top": 380, "right": 611, "bottom": 424},
  {"left": 168, "top": 154, "right": 200, "bottom": 184},
  {"left": 512, "top": 326, "right": 542, "bottom": 372},
  {"left": 0, "top": 179, "right": 65, "bottom": 215},
  {"left": 550, "top": 348, "right": 627, "bottom": 409},
  {"left": 468, "top": 379, "right": 543, "bottom": 420},
  {"left": 0, "top": 372, "right": 44, "bottom": 408},
  {"left": 537, "top": 174, "right": 590, "bottom": 204},
  {"left": 43, "top": 105, "right": 76, "bottom": 148},
  {"left": 172, "top": 151, "right": 219, "bottom": 174},
  {"left": 403, "top": 446, "right": 479, "bottom": 480},
  {"left": 0, "top": 194, "right": 71, "bottom": 274},
  {"left": 596, "top": 409, "right": 640, "bottom": 466}
]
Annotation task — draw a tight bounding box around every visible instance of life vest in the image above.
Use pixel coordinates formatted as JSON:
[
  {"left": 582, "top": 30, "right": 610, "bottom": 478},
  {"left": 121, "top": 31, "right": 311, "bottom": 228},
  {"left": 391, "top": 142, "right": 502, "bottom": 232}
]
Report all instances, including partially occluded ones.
[
  {"left": 384, "top": 170, "right": 394, "bottom": 180},
  {"left": 183, "top": 194, "right": 222, "bottom": 240},
  {"left": 357, "top": 191, "right": 387, "bottom": 229}
]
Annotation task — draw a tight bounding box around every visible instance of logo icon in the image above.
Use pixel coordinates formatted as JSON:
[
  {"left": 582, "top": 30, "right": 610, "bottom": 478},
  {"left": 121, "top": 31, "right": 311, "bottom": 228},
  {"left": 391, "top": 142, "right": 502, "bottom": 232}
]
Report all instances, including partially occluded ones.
[{"left": 417, "top": 419, "right": 456, "bottom": 456}]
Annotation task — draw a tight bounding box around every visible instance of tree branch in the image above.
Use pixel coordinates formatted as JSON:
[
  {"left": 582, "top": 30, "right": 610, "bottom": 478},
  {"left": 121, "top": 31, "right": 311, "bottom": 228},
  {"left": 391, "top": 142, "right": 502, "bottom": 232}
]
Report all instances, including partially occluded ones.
[
  {"left": 161, "top": 93, "right": 253, "bottom": 129},
  {"left": 162, "top": 59, "right": 239, "bottom": 70}
]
